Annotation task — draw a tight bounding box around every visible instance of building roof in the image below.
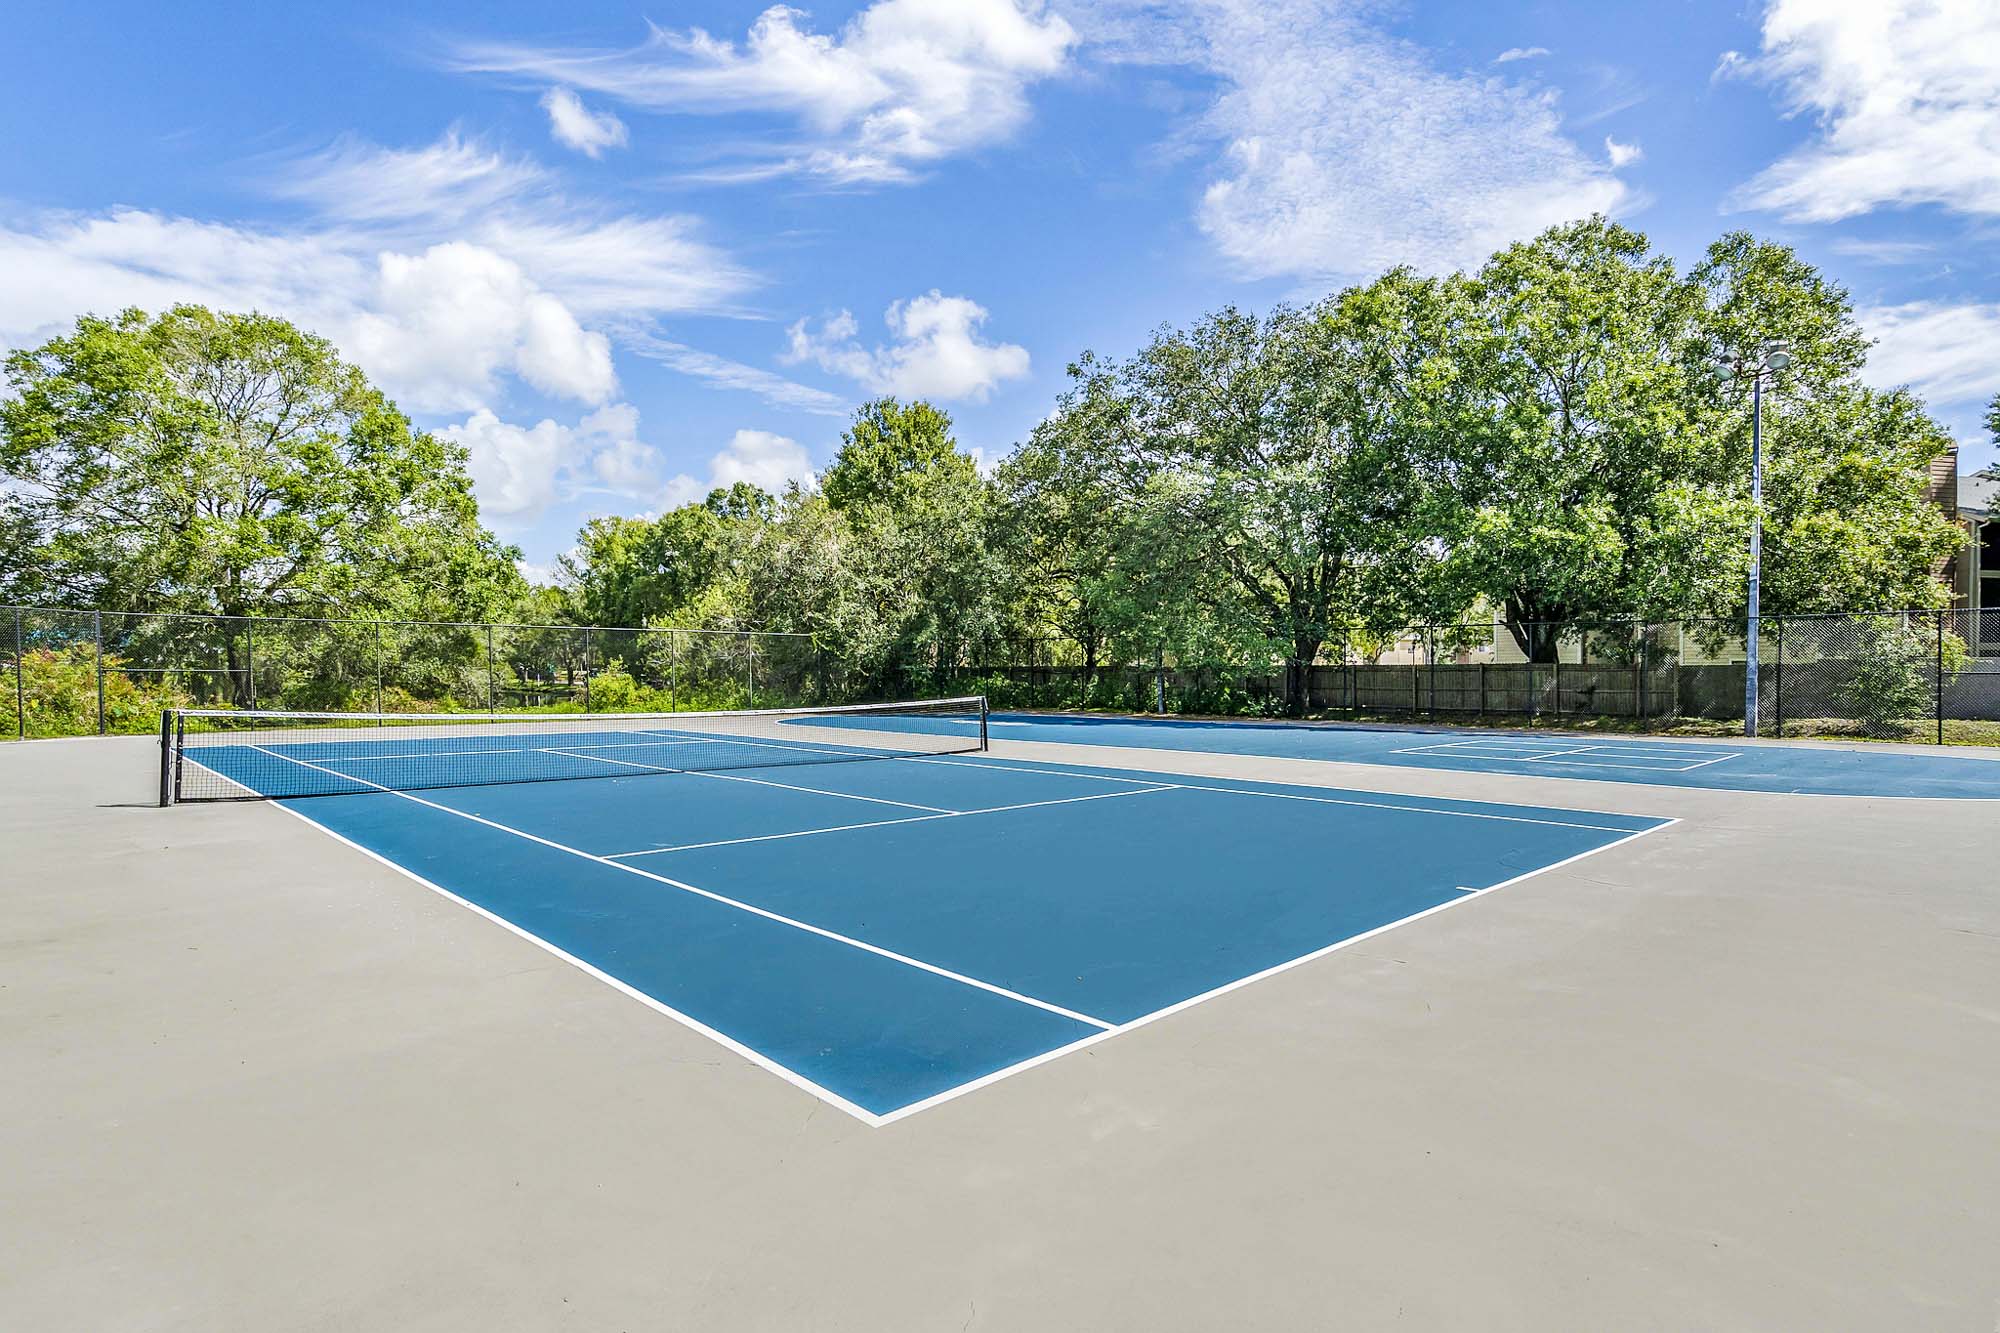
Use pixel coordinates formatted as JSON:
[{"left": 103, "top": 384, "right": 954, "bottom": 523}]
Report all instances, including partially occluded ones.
[{"left": 1963, "top": 472, "right": 1998, "bottom": 518}]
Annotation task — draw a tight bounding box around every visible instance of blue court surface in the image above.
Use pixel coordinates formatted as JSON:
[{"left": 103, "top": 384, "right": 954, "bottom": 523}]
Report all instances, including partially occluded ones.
[
  {"left": 190, "top": 729, "right": 1672, "bottom": 1124},
  {"left": 822, "top": 712, "right": 2000, "bottom": 799}
]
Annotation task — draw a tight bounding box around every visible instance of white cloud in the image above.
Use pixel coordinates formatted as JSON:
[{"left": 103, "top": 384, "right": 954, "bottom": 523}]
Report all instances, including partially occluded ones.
[
  {"left": 0, "top": 132, "right": 754, "bottom": 416},
  {"left": 442, "top": 409, "right": 578, "bottom": 518},
  {"left": 448, "top": 0, "right": 1076, "bottom": 182},
  {"left": 441, "top": 401, "right": 669, "bottom": 520},
  {"left": 1858, "top": 301, "right": 2000, "bottom": 409},
  {"left": 1494, "top": 46, "right": 1551, "bottom": 64},
  {"left": 1087, "top": 1, "right": 1634, "bottom": 282},
  {"left": 541, "top": 87, "right": 629, "bottom": 156},
  {"left": 782, "top": 291, "right": 1030, "bottom": 401},
  {"left": 660, "top": 429, "right": 817, "bottom": 508},
  {"left": 1730, "top": 0, "right": 2000, "bottom": 221},
  {"left": 346, "top": 242, "right": 616, "bottom": 410},
  {"left": 1605, "top": 136, "right": 1643, "bottom": 167},
  {"left": 443, "top": 404, "right": 817, "bottom": 522}
]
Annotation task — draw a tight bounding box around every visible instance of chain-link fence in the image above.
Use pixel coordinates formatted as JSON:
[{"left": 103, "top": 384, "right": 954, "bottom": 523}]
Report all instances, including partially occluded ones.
[
  {"left": 1, "top": 607, "right": 818, "bottom": 740},
  {"left": 7, "top": 605, "right": 1999, "bottom": 744},
  {"left": 891, "top": 609, "right": 2000, "bottom": 745}
]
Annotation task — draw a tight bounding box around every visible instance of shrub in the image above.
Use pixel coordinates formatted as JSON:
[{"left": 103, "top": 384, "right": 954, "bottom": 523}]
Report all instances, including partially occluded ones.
[{"left": 1, "top": 645, "right": 189, "bottom": 738}]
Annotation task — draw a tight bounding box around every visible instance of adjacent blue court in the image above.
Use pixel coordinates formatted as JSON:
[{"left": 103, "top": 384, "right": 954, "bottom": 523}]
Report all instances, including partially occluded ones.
[
  {"left": 188, "top": 725, "right": 1672, "bottom": 1123},
  {"left": 823, "top": 711, "right": 2000, "bottom": 799}
]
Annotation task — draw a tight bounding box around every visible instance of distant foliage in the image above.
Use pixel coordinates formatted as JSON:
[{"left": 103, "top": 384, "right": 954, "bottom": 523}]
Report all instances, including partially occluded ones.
[{"left": 1, "top": 646, "right": 187, "bottom": 738}]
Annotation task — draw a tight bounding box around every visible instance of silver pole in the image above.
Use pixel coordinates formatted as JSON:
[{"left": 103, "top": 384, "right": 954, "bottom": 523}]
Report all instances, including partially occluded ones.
[{"left": 1746, "top": 374, "right": 1763, "bottom": 737}]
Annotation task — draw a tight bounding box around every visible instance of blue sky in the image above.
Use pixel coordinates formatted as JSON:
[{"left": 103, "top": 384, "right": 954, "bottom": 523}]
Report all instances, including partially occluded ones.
[{"left": 3, "top": 1, "right": 1996, "bottom": 575}]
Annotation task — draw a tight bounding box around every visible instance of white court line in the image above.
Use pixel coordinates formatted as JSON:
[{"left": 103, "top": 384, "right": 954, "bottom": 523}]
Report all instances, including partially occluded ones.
[
  {"left": 604, "top": 785, "right": 1178, "bottom": 859},
  {"left": 241, "top": 744, "right": 1115, "bottom": 1038},
  {"left": 899, "top": 753, "right": 1650, "bottom": 834},
  {"left": 233, "top": 743, "right": 1672, "bottom": 1127},
  {"left": 330, "top": 736, "right": 713, "bottom": 762},
  {"left": 542, "top": 747, "right": 956, "bottom": 814},
  {"left": 1518, "top": 746, "right": 1632, "bottom": 763},
  {"left": 871, "top": 818, "right": 1681, "bottom": 1125}
]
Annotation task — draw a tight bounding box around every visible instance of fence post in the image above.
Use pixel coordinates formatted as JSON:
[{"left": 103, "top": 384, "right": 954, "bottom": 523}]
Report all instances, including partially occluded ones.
[
  {"left": 94, "top": 609, "right": 106, "bottom": 734},
  {"left": 13, "top": 608, "right": 23, "bottom": 740},
  {"left": 747, "top": 643, "right": 755, "bottom": 709},
  {"left": 583, "top": 628, "right": 594, "bottom": 713},
  {"left": 486, "top": 624, "right": 497, "bottom": 713},
  {"left": 246, "top": 619, "right": 257, "bottom": 710},
  {"left": 1553, "top": 654, "right": 1561, "bottom": 723},
  {"left": 373, "top": 622, "right": 385, "bottom": 716},
  {"left": 1479, "top": 661, "right": 1487, "bottom": 718},
  {"left": 670, "top": 631, "right": 679, "bottom": 712},
  {"left": 1773, "top": 618, "right": 1783, "bottom": 737},
  {"left": 1937, "top": 608, "right": 1945, "bottom": 745},
  {"left": 1155, "top": 649, "right": 1166, "bottom": 715}
]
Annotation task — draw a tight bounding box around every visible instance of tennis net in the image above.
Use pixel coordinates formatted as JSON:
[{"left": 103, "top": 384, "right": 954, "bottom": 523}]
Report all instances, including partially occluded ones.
[{"left": 159, "top": 697, "right": 988, "bottom": 805}]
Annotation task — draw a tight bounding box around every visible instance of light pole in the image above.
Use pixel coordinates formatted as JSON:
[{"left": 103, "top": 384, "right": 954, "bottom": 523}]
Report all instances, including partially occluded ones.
[{"left": 1719, "top": 343, "right": 1792, "bottom": 737}]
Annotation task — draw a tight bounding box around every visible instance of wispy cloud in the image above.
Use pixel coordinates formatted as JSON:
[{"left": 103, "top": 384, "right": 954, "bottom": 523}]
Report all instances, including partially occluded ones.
[
  {"left": 621, "top": 330, "right": 851, "bottom": 416},
  {"left": 1087, "top": 0, "right": 1632, "bottom": 282},
  {"left": 264, "top": 130, "right": 548, "bottom": 223},
  {"left": 1859, "top": 300, "right": 2000, "bottom": 410},
  {"left": 1729, "top": 0, "right": 2000, "bottom": 222},
  {"left": 447, "top": 0, "right": 1077, "bottom": 184},
  {"left": 541, "top": 88, "right": 629, "bottom": 157},
  {"left": 0, "top": 131, "right": 758, "bottom": 419},
  {"left": 782, "top": 291, "right": 1031, "bottom": 402},
  {"left": 1494, "top": 46, "right": 1551, "bottom": 64}
]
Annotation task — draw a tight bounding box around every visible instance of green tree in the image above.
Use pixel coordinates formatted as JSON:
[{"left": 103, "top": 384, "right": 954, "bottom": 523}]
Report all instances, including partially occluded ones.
[
  {"left": 994, "top": 356, "right": 1133, "bottom": 686},
  {"left": 1042, "top": 288, "right": 1444, "bottom": 711},
  {"left": 1436, "top": 219, "right": 1961, "bottom": 657},
  {"left": 1, "top": 305, "right": 521, "bottom": 624},
  {"left": 822, "top": 398, "right": 967, "bottom": 512},
  {"left": 557, "top": 485, "right": 775, "bottom": 629}
]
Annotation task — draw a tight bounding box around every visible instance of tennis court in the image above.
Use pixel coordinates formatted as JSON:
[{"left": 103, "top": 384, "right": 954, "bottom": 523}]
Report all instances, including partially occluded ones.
[{"left": 161, "top": 700, "right": 1669, "bottom": 1121}]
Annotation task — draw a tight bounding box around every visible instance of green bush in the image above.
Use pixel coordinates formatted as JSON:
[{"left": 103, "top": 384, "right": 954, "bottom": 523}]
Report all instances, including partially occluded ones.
[
  {"left": 1839, "top": 617, "right": 1966, "bottom": 730},
  {"left": 1, "top": 645, "right": 189, "bottom": 738}
]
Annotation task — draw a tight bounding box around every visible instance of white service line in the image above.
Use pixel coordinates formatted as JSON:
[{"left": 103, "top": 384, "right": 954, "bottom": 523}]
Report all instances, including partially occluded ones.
[
  {"left": 605, "top": 785, "right": 1178, "bottom": 859},
  {"left": 900, "top": 753, "right": 1650, "bottom": 834},
  {"left": 540, "top": 747, "right": 956, "bottom": 813},
  {"left": 869, "top": 816, "right": 1681, "bottom": 1126},
  {"left": 241, "top": 744, "right": 1114, "bottom": 1034}
]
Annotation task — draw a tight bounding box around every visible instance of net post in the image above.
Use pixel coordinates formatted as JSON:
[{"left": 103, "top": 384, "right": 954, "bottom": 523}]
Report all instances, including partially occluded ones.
[
  {"left": 1937, "top": 608, "right": 1945, "bottom": 745},
  {"left": 172, "top": 710, "right": 185, "bottom": 803},
  {"left": 157, "top": 708, "right": 175, "bottom": 806},
  {"left": 979, "top": 695, "right": 989, "bottom": 751}
]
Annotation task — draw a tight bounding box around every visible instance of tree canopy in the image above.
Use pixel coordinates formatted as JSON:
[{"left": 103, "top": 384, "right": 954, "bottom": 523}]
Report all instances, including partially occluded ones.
[
  {"left": 1, "top": 305, "right": 521, "bottom": 621},
  {"left": 5, "top": 219, "right": 1971, "bottom": 716}
]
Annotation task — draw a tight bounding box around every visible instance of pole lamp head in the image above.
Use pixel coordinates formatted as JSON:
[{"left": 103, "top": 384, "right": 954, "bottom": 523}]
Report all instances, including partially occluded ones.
[{"left": 1765, "top": 343, "right": 1793, "bottom": 372}]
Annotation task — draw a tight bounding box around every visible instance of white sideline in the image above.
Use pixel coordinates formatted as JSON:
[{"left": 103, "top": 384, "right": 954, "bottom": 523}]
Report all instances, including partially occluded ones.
[
  {"left": 868, "top": 817, "right": 1681, "bottom": 1126},
  {"left": 240, "top": 744, "right": 1115, "bottom": 1036},
  {"left": 898, "top": 753, "right": 1651, "bottom": 834}
]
